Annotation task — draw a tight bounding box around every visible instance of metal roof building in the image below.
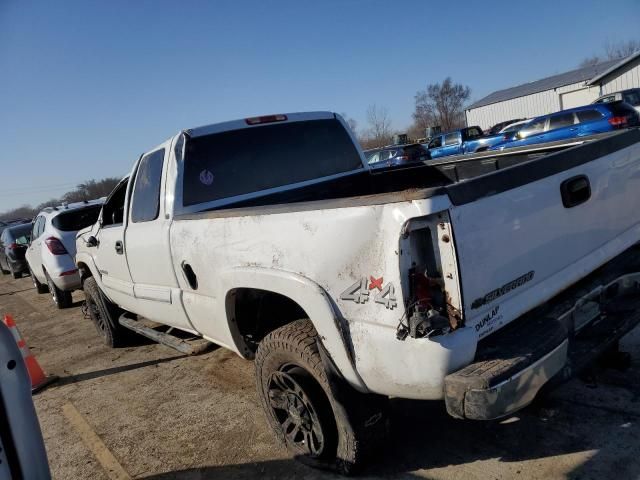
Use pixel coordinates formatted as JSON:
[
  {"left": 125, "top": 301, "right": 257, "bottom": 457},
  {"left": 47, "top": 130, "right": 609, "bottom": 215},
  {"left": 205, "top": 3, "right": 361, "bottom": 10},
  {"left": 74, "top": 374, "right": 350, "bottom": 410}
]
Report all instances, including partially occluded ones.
[{"left": 465, "top": 52, "right": 640, "bottom": 130}]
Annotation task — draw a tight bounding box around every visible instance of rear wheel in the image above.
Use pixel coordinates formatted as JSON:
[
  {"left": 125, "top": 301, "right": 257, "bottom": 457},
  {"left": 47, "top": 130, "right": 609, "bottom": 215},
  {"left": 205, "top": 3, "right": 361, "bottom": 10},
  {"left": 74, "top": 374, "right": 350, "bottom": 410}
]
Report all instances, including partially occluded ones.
[
  {"left": 83, "top": 277, "right": 128, "bottom": 347},
  {"left": 0, "top": 258, "right": 9, "bottom": 275},
  {"left": 9, "top": 263, "right": 21, "bottom": 279},
  {"left": 28, "top": 265, "right": 48, "bottom": 294},
  {"left": 255, "top": 319, "right": 388, "bottom": 475},
  {"left": 45, "top": 271, "right": 72, "bottom": 309}
]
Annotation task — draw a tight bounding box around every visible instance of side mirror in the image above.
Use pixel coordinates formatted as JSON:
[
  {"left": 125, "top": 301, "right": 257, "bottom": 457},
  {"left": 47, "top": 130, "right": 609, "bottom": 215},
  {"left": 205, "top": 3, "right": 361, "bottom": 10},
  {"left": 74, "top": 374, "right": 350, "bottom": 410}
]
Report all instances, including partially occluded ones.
[{"left": 85, "top": 236, "right": 99, "bottom": 248}]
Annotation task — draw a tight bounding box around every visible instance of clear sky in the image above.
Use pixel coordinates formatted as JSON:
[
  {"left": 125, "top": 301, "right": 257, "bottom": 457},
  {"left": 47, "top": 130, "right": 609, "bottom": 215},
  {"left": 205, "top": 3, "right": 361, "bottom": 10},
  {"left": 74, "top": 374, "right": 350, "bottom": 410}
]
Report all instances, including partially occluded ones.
[{"left": 1, "top": 0, "right": 639, "bottom": 211}]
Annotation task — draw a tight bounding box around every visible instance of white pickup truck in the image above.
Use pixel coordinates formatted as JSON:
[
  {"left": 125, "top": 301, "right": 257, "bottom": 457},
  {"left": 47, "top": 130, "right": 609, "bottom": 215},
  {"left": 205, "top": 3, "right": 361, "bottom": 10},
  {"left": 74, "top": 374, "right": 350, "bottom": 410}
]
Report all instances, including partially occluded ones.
[{"left": 76, "top": 112, "right": 640, "bottom": 474}]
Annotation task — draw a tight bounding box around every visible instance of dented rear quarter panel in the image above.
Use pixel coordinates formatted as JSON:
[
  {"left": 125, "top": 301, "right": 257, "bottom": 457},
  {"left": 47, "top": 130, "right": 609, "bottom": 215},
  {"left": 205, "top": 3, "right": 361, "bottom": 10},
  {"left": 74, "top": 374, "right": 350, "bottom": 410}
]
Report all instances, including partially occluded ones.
[{"left": 170, "top": 193, "right": 478, "bottom": 398}]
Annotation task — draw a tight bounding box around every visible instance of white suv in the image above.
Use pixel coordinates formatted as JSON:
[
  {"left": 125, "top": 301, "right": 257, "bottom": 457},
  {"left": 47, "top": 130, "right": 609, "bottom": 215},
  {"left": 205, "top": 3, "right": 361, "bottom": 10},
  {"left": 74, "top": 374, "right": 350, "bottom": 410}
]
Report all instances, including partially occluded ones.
[{"left": 26, "top": 200, "right": 103, "bottom": 308}]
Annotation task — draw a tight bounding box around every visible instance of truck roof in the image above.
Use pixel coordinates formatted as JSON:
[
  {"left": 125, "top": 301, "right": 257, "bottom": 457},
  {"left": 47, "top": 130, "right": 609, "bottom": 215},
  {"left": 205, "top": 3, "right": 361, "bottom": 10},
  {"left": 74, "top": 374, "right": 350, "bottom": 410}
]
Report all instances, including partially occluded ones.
[{"left": 184, "top": 111, "right": 337, "bottom": 139}]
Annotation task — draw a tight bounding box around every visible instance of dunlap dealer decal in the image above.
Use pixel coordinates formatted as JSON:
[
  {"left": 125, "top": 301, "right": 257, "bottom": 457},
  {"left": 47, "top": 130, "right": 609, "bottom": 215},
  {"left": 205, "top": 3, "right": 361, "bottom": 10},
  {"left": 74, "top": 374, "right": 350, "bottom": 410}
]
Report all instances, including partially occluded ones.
[
  {"left": 475, "top": 305, "right": 501, "bottom": 338},
  {"left": 471, "top": 270, "right": 535, "bottom": 309}
]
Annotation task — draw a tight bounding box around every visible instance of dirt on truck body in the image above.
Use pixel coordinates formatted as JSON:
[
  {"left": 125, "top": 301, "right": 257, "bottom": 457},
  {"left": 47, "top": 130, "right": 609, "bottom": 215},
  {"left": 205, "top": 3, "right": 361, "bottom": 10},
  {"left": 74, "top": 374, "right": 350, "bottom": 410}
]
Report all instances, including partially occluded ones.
[{"left": 72, "top": 111, "right": 640, "bottom": 473}]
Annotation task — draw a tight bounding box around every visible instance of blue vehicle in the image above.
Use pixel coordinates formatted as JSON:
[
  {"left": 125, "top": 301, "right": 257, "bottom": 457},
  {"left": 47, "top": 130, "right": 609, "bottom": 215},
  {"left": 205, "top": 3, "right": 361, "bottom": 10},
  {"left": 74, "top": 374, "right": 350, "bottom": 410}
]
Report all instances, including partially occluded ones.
[
  {"left": 426, "top": 126, "right": 508, "bottom": 159},
  {"left": 365, "top": 143, "right": 431, "bottom": 169},
  {"left": 491, "top": 101, "right": 640, "bottom": 151}
]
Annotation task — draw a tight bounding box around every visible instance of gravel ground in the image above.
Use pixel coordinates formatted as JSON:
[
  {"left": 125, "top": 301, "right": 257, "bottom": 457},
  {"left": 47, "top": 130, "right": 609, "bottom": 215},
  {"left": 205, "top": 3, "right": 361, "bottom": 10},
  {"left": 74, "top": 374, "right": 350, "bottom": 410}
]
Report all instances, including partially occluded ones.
[{"left": 2, "top": 272, "right": 640, "bottom": 479}]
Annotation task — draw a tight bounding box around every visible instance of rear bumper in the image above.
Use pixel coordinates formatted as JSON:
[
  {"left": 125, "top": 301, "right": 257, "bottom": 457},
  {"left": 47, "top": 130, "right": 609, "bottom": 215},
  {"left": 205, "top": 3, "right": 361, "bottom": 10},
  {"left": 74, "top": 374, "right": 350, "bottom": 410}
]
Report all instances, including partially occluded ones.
[
  {"left": 52, "top": 271, "right": 81, "bottom": 291},
  {"left": 445, "top": 339, "right": 567, "bottom": 420},
  {"left": 445, "top": 258, "right": 640, "bottom": 420}
]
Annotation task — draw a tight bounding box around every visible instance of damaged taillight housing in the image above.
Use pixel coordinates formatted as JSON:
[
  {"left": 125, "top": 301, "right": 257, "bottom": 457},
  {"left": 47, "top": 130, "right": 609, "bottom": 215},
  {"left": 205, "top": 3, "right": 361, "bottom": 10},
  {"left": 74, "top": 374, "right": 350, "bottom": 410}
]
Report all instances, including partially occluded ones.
[
  {"left": 397, "top": 215, "right": 462, "bottom": 340},
  {"left": 404, "top": 267, "right": 451, "bottom": 339}
]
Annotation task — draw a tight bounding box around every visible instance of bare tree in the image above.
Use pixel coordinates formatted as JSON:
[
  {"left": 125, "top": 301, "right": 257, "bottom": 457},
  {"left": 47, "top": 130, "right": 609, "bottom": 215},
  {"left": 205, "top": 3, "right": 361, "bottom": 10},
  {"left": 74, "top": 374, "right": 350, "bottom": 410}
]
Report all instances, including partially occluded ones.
[
  {"left": 413, "top": 77, "right": 471, "bottom": 132},
  {"left": 0, "top": 176, "right": 122, "bottom": 221},
  {"left": 580, "top": 39, "right": 640, "bottom": 67},
  {"left": 0, "top": 205, "right": 36, "bottom": 221},
  {"left": 605, "top": 39, "right": 640, "bottom": 60},
  {"left": 365, "top": 104, "right": 393, "bottom": 148},
  {"left": 579, "top": 55, "right": 602, "bottom": 68}
]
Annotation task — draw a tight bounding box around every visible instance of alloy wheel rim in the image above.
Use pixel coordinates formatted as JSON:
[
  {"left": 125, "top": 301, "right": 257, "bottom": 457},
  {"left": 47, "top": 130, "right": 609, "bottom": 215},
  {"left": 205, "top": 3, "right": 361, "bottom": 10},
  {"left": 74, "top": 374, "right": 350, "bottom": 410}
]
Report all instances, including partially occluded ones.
[
  {"left": 87, "top": 297, "right": 107, "bottom": 335},
  {"left": 47, "top": 278, "right": 58, "bottom": 304},
  {"left": 267, "top": 366, "right": 325, "bottom": 457}
]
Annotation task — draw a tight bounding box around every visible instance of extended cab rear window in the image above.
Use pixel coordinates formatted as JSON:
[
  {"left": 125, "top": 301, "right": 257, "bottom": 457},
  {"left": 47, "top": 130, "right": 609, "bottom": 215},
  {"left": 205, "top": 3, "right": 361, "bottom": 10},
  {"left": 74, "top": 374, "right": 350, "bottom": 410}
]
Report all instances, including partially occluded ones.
[
  {"left": 182, "top": 119, "right": 363, "bottom": 206},
  {"left": 52, "top": 205, "right": 102, "bottom": 231}
]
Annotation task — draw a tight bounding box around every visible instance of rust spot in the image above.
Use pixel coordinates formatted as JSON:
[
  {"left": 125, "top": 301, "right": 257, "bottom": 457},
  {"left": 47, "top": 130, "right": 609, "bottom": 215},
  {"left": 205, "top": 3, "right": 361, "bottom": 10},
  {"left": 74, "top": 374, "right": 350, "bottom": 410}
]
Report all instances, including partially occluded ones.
[
  {"left": 441, "top": 234, "right": 450, "bottom": 243},
  {"left": 444, "top": 289, "right": 463, "bottom": 330}
]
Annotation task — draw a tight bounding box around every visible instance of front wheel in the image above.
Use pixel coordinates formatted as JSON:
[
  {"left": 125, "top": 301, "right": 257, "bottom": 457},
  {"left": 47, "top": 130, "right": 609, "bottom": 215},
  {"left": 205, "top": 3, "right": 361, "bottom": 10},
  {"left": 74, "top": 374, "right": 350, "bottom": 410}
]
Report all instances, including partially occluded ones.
[
  {"left": 255, "top": 319, "right": 388, "bottom": 475},
  {"left": 45, "top": 272, "right": 72, "bottom": 309},
  {"left": 83, "top": 277, "right": 128, "bottom": 347}
]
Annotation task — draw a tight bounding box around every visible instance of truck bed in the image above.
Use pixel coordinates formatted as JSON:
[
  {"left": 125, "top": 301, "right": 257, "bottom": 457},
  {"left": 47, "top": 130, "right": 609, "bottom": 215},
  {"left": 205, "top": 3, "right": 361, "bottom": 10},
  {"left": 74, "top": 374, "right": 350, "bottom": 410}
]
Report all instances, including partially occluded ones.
[{"left": 180, "top": 129, "right": 640, "bottom": 216}]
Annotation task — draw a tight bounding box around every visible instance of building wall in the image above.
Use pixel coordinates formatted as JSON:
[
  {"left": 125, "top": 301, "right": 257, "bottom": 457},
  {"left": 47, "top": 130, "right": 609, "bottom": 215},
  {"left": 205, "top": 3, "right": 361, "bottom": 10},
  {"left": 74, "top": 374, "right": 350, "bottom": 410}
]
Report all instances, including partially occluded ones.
[
  {"left": 465, "top": 81, "right": 591, "bottom": 130},
  {"left": 558, "top": 85, "right": 600, "bottom": 109},
  {"left": 600, "top": 57, "right": 640, "bottom": 94}
]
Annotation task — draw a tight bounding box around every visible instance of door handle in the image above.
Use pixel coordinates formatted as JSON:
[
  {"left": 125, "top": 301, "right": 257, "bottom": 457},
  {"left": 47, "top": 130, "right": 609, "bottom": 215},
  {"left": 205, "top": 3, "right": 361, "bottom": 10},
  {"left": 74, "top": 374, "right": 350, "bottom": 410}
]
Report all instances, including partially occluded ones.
[
  {"left": 115, "top": 241, "right": 124, "bottom": 255},
  {"left": 561, "top": 175, "right": 591, "bottom": 208},
  {"left": 181, "top": 262, "right": 198, "bottom": 290}
]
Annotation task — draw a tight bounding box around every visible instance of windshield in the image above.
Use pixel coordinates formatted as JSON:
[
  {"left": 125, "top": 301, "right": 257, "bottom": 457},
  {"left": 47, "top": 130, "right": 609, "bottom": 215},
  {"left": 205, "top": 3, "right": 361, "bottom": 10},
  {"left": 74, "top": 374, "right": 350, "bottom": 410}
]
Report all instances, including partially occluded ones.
[
  {"left": 52, "top": 205, "right": 102, "bottom": 232},
  {"left": 183, "top": 118, "right": 363, "bottom": 206}
]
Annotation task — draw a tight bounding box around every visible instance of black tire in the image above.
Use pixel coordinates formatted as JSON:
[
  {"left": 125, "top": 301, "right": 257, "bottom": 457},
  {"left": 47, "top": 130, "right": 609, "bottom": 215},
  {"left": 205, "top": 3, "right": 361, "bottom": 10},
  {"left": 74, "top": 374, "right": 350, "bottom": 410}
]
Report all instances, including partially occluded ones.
[
  {"left": 10, "top": 264, "right": 21, "bottom": 279},
  {"left": 0, "top": 257, "right": 8, "bottom": 275},
  {"left": 45, "top": 271, "right": 72, "bottom": 309},
  {"left": 255, "top": 319, "right": 388, "bottom": 475},
  {"left": 83, "top": 277, "right": 128, "bottom": 348},
  {"left": 28, "top": 265, "right": 49, "bottom": 294}
]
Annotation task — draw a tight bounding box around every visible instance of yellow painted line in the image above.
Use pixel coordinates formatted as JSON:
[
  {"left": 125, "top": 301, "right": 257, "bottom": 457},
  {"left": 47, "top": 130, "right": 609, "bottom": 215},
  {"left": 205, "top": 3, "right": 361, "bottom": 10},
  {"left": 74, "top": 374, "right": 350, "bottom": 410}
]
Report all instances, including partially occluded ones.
[{"left": 62, "top": 402, "right": 132, "bottom": 480}]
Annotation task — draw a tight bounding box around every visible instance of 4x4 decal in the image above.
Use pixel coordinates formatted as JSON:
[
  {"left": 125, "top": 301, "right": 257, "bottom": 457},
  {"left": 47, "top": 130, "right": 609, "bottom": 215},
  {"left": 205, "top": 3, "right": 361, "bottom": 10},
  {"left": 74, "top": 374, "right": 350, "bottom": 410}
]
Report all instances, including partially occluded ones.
[{"left": 340, "top": 276, "right": 397, "bottom": 309}]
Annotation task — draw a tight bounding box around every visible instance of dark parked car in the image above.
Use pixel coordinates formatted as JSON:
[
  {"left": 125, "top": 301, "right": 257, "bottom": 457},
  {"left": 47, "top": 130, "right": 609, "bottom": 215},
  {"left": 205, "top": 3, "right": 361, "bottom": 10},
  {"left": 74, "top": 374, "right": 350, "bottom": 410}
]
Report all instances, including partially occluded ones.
[
  {"left": 491, "top": 101, "right": 640, "bottom": 151},
  {"left": 0, "top": 223, "right": 32, "bottom": 279},
  {"left": 365, "top": 143, "right": 431, "bottom": 168}
]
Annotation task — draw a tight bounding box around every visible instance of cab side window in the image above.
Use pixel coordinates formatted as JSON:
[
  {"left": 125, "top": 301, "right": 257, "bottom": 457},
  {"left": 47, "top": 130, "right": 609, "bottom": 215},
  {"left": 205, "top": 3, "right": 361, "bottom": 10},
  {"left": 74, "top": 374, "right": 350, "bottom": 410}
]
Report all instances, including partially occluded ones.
[
  {"left": 465, "top": 127, "right": 482, "bottom": 139},
  {"left": 429, "top": 136, "right": 443, "bottom": 148},
  {"left": 444, "top": 133, "right": 459, "bottom": 146},
  {"left": 131, "top": 149, "right": 165, "bottom": 223},
  {"left": 102, "top": 180, "right": 129, "bottom": 227}
]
